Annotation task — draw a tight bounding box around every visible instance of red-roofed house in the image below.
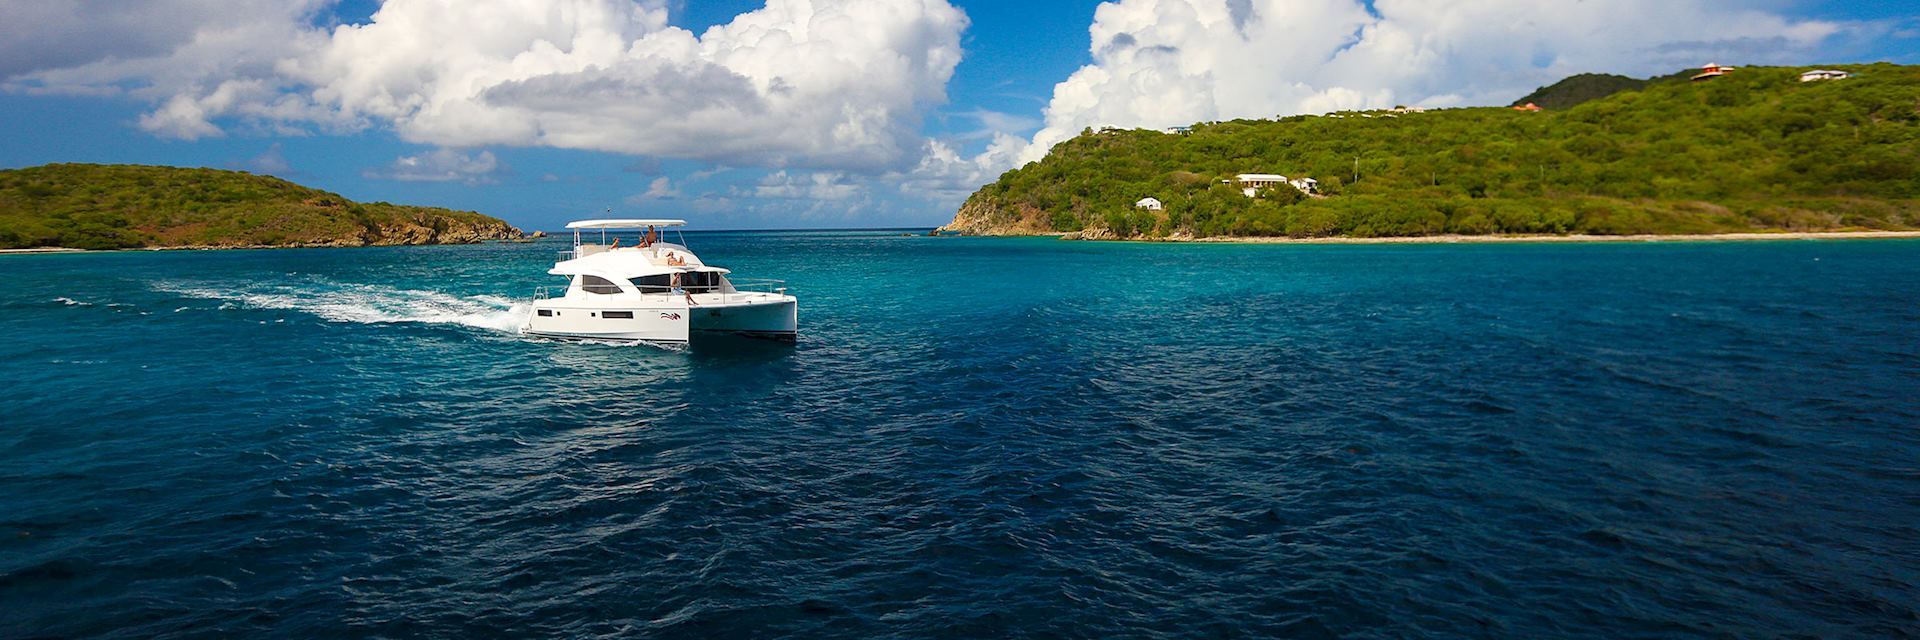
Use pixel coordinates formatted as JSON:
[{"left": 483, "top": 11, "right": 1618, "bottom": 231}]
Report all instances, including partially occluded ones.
[{"left": 1692, "top": 63, "right": 1736, "bottom": 81}]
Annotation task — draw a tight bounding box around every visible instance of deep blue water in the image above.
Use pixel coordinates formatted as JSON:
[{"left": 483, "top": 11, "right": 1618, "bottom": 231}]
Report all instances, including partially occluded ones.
[{"left": 2, "top": 232, "right": 1918, "bottom": 638}]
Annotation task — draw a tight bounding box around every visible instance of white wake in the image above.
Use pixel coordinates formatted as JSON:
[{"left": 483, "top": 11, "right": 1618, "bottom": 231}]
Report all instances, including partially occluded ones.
[{"left": 155, "top": 279, "right": 529, "bottom": 332}]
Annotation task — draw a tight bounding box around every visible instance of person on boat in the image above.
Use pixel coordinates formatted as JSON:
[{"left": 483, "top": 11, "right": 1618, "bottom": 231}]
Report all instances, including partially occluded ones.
[
  {"left": 670, "top": 272, "right": 697, "bottom": 306},
  {"left": 609, "top": 236, "right": 621, "bottom": 249},
  {"left": 664, "top": 251, "right": 685, "bottom": 266},
  {"left": 642, "top": 226, "right": 658, "bottom": 247}
]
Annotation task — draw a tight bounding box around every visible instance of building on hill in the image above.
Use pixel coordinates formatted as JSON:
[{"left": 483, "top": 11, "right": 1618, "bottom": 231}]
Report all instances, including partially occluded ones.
[
  {"left": 1692, "top": 63, "right": 1736, "bottom": 81},
  {"left": 1161, "top": 126, "right": 1191, "bottom": 135},
  {"left": 1135, "top": 197, "right": 1163, "bottom": 211},
  {"left": 1234, "top": 174, "right": 1314, "bottom": 197},
  {"left": 1390, "top": 105, "right": 1428, "bottom": 113},
  {"left": 1800, "top": 69, "right": 1851, "bottom": 82},
  {"left": 1513, "top": 102, "right": 1542, "bottom": 112}
]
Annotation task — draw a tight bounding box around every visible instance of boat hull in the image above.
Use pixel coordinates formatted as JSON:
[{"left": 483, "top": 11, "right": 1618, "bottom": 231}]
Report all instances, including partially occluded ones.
[
  {"left": 691, "top": 296, "right": 797, "bottom": 342},
  {"left": 521, "top": 293, "right": 795, "bottom": 345},
  {"left": 523, "top": 299, "right": 690, "bottom": 344}
]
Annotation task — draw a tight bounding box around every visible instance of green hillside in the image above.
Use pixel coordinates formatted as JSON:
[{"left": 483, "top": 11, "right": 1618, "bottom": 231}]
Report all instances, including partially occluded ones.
[
  {"left": 949, "top": 64, "right": 1920, "bottom": 239},
  {"left": 1511, "top": 73, "right": 1650, "bottom": 110},
  {"left": 0, "top": 164, "right": 521, "bottom": 250}
]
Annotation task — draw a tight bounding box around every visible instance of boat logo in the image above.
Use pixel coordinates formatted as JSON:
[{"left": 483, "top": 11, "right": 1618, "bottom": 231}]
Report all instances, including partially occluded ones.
[{"left": 660, "top": 312, "right": 682, "bottom": 320}]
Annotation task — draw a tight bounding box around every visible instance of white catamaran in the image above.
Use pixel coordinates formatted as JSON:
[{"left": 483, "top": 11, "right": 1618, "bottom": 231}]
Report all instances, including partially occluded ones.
[{"left": 522, "top": 219, "right": 797, "bottom": 345}]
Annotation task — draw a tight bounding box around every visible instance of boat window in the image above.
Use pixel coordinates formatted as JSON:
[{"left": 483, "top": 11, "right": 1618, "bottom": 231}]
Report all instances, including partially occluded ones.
[
  {"left": 684, "top": 271, "right": 720, "bottom": 293},
  {"left": 536, "top": 309, "right": 554, "bottom": 317},
  {"left": 629, "top": 272, "right": 723, "bottom": 294},
  {"left": 603, "top": 311, "right": 634, "bottom": 319},
  {"left": 630, "top": 274, "right": 673, "bottom": 293},
  {"left": 580, "top": 275, "right": 623, "bottom": 295}
]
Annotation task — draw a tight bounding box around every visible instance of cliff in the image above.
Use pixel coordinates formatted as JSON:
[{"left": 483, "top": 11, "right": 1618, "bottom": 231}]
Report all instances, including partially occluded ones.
[{"left": 0, "top": 163, "right": 522, "bottom": 250}]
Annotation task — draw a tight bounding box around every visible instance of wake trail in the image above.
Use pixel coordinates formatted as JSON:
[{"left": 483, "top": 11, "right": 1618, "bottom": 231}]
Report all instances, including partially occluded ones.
[{"left": 154, "top": 278, "right": 529, "bottom": 332}]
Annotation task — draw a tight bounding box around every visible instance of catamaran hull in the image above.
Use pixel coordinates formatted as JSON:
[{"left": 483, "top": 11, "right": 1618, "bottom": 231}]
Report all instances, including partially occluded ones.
[
  {"left": 691, "top": 298, "right": 798, "bottom": 342},
  {"left": 522, "top": 301, "right": 691, "bottom": 344},
  {"left": 521, "top": 296, "right": 795, "bottom": 345}
]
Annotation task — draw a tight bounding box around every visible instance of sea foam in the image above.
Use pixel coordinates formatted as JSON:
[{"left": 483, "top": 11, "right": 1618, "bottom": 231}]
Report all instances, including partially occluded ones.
[{"left": 154, "top": 279, "right": 527, "bottom": 332}]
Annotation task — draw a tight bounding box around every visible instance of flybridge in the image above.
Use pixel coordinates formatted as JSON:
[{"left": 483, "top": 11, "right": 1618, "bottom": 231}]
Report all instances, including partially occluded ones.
[
  {"left": 564, "top": 218, "right": 689, "bottom": 256},
  {"left": 564, "top": 219, "right": 687, "bottom": 229}
]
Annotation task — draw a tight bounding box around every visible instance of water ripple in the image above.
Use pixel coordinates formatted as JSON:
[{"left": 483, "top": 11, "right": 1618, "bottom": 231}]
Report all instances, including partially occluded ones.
[{"left": 1, "top": 236, "right": 1918, "bottom": 638}]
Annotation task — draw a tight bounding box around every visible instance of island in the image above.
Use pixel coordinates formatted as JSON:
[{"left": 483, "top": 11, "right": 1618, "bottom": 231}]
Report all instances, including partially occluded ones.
[
  {"left": 0, "top": 163, "right": 522, "bottom": 251},
  {"left": 942, "top": 64, "right": 1920, "bottom": 241}
]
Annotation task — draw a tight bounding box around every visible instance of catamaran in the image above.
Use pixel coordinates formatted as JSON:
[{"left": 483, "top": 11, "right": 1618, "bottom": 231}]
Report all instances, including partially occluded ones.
[{"left": 522, "top": 219, "right": 797, "bottom": 345}]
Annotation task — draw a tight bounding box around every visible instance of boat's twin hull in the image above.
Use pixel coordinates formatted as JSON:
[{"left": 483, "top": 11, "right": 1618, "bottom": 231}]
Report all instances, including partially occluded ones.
[
  {"left": 690, "top": 298, "right": 798, "bottom": 342},
  {"left": 523, "top": 295, "right": 795, "bottom": 345}
]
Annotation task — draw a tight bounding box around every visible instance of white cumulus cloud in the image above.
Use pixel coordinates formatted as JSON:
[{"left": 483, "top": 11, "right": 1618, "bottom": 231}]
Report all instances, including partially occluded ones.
[
  {"left": 364, "top": 149, "right": 506, "bottom": 184},
  {"left": 750, "top": 171, "right": 862, "bottom": 200},
  {"left": 627, "top": 176, "right": 680, "bottom": 202},
  {"left": 6, "top": 0, "right": 970, "bottom": 172},
  {"left": 1008, "top": 0, "right": 1862, "bottom": 164}
]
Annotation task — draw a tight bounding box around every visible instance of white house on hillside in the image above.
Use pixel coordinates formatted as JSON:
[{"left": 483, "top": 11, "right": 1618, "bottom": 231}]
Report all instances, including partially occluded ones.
[
  {"left": 1800, "top": 69, "right": 1851, "bottom": 82},
  {"left": 1235, "top": 174, "right": 1287, "bottom": 197},
  {"left": 1135, "top": 197, "right": 1163, "bottom": 211},
  {"left": 1235, "top": 174, "right": 1315, "bottom": 197}
]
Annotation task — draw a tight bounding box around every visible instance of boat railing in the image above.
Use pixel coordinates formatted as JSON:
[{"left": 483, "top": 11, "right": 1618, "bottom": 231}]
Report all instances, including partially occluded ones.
[
  {"left": 727, "top": 279, "right": 789, "bottom": 301},
  {"left": 728, "top": 278, "right": 788, "bottom": 294},
  {"left": 532, "top": 280, "right": 788, "bottom": 303},
  {"left": 633, "top": 285, "right": 725, "bottom": 295}
]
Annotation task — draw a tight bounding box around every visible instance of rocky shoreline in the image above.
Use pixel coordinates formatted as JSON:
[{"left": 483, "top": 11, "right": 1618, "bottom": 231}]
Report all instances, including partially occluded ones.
[
  {"left": 935, "top": 228, "right": 1920, "bottom": 244},
  {"left": 1, "top": 219, "right": 525, "bottom": 253},
  {"left": 939, "top": 201, "right": 1920, "bottom": 244}
]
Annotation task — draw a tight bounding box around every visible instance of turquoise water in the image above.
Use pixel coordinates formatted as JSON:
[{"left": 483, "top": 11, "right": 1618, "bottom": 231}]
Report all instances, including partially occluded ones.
[{"left": 3, "top": 232, "right": 1918, "bottom": 638}]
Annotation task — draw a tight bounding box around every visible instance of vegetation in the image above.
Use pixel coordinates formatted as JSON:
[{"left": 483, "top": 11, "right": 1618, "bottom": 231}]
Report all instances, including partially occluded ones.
[
  {"left": 1512, "top": 73, "right": 1653, "bottom": 110},
  {"left": 952, "top": 64, "right": 1920, "bottom": 239},
  {"left": 0, "top": 164, "right": 520, "bottom": 250}
]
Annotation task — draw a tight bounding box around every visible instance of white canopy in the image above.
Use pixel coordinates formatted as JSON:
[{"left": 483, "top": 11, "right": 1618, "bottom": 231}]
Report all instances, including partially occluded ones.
[{"left": 566, "top": 219, "right": 687, "bottom": 229}]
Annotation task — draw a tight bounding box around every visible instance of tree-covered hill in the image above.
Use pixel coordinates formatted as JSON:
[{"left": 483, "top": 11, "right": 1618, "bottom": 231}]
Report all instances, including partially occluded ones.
[
  {"left": 0, "top": 164, "right": 522, "bottom": 250},
  {"left": 1511, "top": 73, "right": 1651, "bottom": 110},
  {"left": 948, "top": 64, "right": 1920, "bottom": 239}
]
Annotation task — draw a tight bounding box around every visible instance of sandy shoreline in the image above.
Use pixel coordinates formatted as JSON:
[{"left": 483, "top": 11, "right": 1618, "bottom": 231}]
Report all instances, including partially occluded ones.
[{"left": 1141, "top": 231, "right": 1920, "bottom": 245}]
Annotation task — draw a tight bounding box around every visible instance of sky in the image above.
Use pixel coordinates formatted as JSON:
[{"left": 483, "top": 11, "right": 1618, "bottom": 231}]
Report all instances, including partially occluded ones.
[{"left": 1, "top": 0, "right": 1915, "bottom": 231}]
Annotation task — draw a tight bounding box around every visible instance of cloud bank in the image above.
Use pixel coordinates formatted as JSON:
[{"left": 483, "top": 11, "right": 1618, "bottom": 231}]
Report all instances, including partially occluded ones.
[
  {"left": 6, "top": 0, "right": 969, "bottom": 173},
  {"left": 1014, "top": 0, "right": 1858, "bottom": 164}
]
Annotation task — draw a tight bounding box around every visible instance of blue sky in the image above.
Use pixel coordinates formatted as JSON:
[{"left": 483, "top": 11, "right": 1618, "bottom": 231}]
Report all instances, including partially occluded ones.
[{"left": 0, "top": 0, "right": 1913, "bottom": 231}]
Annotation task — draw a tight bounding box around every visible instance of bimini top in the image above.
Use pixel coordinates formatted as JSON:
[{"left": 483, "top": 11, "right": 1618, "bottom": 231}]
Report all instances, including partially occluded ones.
[
  {"left": 565, "top": 219, "right": 687, "bottom": 229},
  {"left": 548, "top": 242, "right": 728, "bottom": 280}
]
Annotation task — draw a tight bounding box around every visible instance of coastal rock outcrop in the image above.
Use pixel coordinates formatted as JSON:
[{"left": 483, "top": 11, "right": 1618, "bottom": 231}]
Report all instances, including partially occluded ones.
[{"left": 937, "top": 199, "right": 1059, "bottom": 236}]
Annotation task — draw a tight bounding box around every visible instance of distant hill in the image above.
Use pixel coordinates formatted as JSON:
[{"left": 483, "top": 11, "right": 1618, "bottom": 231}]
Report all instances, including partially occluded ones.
[
  {"left": 946, "top": 64, "right": 1920, "bottom": 239},
  {"left": 1511, "top": 73, "right": 1649, "bottom": 110},
  {"left": 0, "top": 164, "right": 521, "bottom": 250}
]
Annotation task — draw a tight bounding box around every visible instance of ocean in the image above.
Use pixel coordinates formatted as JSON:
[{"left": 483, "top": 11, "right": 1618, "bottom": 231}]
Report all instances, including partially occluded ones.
[{"left": 2, "top": 231, "right": 1917, "bottom": 638}]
